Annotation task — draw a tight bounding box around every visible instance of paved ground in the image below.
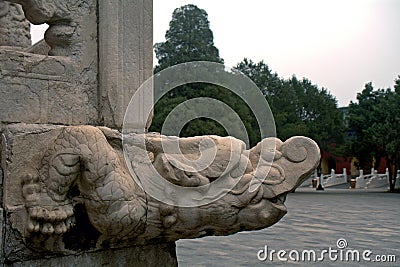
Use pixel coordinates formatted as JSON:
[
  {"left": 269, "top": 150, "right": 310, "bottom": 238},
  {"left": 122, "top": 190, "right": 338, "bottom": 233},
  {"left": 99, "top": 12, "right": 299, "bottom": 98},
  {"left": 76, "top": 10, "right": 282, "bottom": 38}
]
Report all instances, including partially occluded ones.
[{"left": 176, "top": 188, "right": 399, "bottom": 266}]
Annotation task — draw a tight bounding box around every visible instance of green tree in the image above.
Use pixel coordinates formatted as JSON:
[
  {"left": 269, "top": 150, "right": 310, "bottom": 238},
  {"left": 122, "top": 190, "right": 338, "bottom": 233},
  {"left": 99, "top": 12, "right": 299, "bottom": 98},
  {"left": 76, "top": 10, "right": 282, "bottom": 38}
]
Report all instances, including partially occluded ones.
[
  {"left": 235, "top": 58, "right": 282, "bottom": 96},
  {"left": 151, "top": 5, "right": 260, "bottom": 146},
  {"left": 347, "top": 77, "right": 400, "bottom": 191},
  {"left": 285, "top": 76, "right": 344, "bottom": 148},
  {"left": 347, "top": 83, "right": 384, "bottom": 169},
  {"left": 154, "top": 4, "right": 223, "bottom": 73},
  {"left": 235, "top": 59, "right": 344, "bottom": 149}
]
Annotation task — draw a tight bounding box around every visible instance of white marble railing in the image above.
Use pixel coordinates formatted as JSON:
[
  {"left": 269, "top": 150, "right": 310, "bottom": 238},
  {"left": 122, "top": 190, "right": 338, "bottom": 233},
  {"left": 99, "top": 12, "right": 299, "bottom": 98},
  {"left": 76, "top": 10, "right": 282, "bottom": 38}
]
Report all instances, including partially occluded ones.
[
  {"left": 301, "top": 167, "right": 400, "bottom": 190},
  {"left": 355, "top": 168, "right": 390, "bottom": 189},
  {"left": 300, "top": 168, "right": 348, "bottom": 188},
  {"left": 321, "top": 168, "right": 347, "bottom": 188},
  {"left": 395, "top": 170, "right": 400, "bottom": 190}
]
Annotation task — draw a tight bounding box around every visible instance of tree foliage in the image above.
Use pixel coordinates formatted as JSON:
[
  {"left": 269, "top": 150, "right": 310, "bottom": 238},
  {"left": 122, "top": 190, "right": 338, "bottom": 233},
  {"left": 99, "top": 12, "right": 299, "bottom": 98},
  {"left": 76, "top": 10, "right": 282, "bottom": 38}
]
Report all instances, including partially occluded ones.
[
  {"left": 154, "top": 4, "right": 223, "bottom": 73},
  {"left": 151, "top": 5, "right": 260, "bottom": 146},
  {"left": 153, "top": 5, "right": 344, "bottom": 153},
  {"left": 346, "top": 77, "right": 400, "bottom": 190},
  {"left": 235, "top": 59, "right": 344, "bottom": 149},
  {"left": 151, "top": 4, "right": 400, "bottom": 193},
  {"left": 150, "top": 83, "right": 261, "bottom": 145}
]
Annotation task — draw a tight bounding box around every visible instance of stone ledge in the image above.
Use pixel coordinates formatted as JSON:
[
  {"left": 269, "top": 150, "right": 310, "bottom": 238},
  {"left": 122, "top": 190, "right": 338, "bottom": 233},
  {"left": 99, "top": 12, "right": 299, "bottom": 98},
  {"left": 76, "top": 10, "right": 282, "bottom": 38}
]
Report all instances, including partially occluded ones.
[{"left": 4, "top": 243, "right": 177, "bottom": 267}]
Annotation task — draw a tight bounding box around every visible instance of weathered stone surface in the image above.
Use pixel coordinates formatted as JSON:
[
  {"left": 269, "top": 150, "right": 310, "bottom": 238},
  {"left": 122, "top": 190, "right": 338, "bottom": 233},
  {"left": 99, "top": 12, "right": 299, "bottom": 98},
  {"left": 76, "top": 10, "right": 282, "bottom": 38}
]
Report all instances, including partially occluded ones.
[
  {"left": 1, "top": 0, "right": 99, "bottom": 126},
  {"left": 129, "top": 133, "right": 320, "bottom": 240},
  {"left": 1, "top": 0, "right": 153, "bottom": 129},
  {"left": 0, "top": 207, "right": 3, "bottom": 264},
  {"left": 0, "top": 124, "right": 175, "bottom": 265},
  {"left": 2, "top": 124, "right": 62, "bottom": 208},
  {"left": 9, "top": 0, "right": 97, "bottom": 59},
  {"left": 99, "top": 0, "right": 153, "bottom": 129},
  {"left": 25, "top": 39, "right": 50, "bottom": 55},
  {"left": 0, "top": 1, "right": 30, "bottom": 50},
  {"left": 0, "top": 127, "right": 4, "bottom": 205},
  {"left": 0, "top": 50, "right": 98, "bottom": 125},
  {"left": 7, "top": 243, "right": 177, "bottom": 267}
]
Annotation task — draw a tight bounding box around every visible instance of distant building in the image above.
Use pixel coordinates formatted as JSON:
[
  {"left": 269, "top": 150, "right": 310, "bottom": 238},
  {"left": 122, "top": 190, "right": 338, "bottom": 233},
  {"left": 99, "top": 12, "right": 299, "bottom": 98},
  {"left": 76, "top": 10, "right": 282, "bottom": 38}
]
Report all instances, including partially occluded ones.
[{"left": 319, "top": 106, "right": 387, "bottom": 176}]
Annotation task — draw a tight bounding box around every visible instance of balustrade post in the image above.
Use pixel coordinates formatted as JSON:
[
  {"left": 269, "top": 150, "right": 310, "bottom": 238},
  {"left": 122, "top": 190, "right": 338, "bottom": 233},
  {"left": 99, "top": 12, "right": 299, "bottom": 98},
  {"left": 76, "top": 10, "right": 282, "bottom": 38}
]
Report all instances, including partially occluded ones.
[{"left": 395, "top": 170, "right": 400, "bottom": 190}]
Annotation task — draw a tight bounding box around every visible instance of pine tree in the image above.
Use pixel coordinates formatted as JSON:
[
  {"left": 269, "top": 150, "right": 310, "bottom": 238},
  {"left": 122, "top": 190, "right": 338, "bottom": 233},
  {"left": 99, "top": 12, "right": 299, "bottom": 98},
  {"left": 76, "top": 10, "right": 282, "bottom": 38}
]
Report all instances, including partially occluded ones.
[{"left": 154, "top": 4, "right": 223, "bottom": 73}]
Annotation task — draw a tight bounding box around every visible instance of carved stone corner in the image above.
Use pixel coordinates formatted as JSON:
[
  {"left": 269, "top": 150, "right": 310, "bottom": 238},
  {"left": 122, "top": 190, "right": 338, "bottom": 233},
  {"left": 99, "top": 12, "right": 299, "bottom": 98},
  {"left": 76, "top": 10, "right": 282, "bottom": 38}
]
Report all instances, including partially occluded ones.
[{"left": 8, "top": 0, "right": 97, "bottom": 58}]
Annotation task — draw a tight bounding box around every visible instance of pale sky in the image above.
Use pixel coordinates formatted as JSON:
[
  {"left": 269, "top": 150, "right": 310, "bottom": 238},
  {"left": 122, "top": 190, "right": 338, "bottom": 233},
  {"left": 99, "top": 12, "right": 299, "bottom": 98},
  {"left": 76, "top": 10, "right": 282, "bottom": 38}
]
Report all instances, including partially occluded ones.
[{"left": 31, "top": 0, "right": 400, "bottom": 107}]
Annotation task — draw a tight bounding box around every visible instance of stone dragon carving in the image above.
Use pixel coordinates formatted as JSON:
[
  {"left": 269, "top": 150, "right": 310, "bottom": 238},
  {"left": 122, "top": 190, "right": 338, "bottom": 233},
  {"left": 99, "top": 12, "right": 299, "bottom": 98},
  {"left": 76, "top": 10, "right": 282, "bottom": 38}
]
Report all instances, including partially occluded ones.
[{"left": 21, "top": 126, "right": 319, "bottom": 249}]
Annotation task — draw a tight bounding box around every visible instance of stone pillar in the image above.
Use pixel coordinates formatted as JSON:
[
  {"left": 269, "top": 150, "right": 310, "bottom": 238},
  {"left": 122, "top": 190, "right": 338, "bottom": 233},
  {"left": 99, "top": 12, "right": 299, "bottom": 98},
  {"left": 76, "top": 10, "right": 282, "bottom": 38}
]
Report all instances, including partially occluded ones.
[{"left": 99, "top": 0, "right": 153, "bottom": 130}]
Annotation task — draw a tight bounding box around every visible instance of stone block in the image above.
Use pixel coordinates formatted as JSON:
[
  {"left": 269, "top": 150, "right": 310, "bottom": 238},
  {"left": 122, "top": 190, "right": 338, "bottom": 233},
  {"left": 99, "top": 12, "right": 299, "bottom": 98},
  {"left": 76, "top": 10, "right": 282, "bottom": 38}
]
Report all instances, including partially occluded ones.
[{"left": 0, "top": 50, "right": 98, "bottom": 125}]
